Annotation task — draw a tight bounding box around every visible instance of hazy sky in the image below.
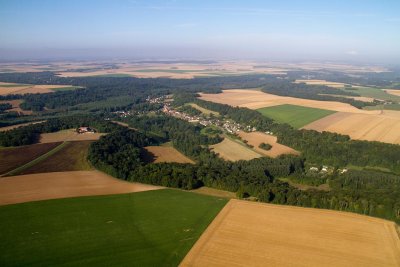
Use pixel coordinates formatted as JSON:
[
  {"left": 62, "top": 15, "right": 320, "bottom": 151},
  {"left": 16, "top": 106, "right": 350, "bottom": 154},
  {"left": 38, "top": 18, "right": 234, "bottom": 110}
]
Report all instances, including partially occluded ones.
[{"left": 1, "top": 0, "right": 400, "bottom": 63}]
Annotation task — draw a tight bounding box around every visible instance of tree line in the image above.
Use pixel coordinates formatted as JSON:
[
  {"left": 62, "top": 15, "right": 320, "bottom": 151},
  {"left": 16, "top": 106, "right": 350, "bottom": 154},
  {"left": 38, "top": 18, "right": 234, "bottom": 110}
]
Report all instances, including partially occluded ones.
[{"left": 87, "top": 119, "right": 400, "bottom": 223}]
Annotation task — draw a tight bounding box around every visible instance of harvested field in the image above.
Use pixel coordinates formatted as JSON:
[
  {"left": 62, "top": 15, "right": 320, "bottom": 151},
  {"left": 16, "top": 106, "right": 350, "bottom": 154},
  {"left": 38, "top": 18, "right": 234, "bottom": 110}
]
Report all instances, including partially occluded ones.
[
  {"left": 199, "top": 89, "right": 378, "bottom": 114},
  {"left": 237, "top": 131, "right": 299, "bottom": 158},
  {"left": 295, "top": 79, "right": 348, "bottom": 88},
  {"left": 257, "top": 104, "right": 335, "bottom": 128},
  {"left": 190, "top": 186, "right": 236, "bottom": 199},
  {"left": 0, "top": 99, "right": 32, "bottom": 115},
  {"left": 39, "top": 129, "right": 105, "bottom": 143},
  {"left": 0, "top": 170, "right": 163, "bottom": 205},
  {"left": 19, "top": 141, "right": 93, "bottom": 175},
  {"left": 210, "top": 137, "right": 262, "bottom": 161},
  {"left": 181, "top": 199, "right": 400, "bottom": 267},
  {"left": 385, "top": 89, "right": 400, "bottom": 96},
  {"left": 303, "top": 111, "right": 400, "bottom": 144},
  {"left": 0, "top": 142, "right": 62, "bottom": 175},
  {"left": 0, "top": 82, "right": 74, "bottom": 95},
  {"left": 142, "top": 146, "right": 194, "bottom": 164}
]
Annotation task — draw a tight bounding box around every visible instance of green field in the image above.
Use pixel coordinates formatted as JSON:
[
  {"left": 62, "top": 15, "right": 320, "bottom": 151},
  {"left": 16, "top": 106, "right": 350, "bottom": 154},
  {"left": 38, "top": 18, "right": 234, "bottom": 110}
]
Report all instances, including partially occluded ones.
[
  {"left": 257, "top": 104, "right": 335, "bottom": 128},
  {"left": 0, "top": 189, "right": 227, "bottom": 266},
  {"left": 342, "top": 87, "right": 400, "bottom": 102}
]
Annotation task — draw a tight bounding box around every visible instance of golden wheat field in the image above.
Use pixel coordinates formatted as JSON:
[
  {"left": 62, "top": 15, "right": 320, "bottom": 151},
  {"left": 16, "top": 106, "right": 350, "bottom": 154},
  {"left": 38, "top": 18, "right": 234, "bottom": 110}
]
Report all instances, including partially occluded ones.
[
  {"left": 209, "top": 137, "right": 262, "bottom": 161},
  {"left": 143, "top": 146, "right": 194, "bottom": 164},
  {"left": 385, "top": 89, "right": 400, "bottom": 96},
  {"left": 180, "top": 199, "right": 400, "bottom": 267},
  {"left": 302, "top": 111, "right": 400, "bottom": 144},
  {"left": 0, "top": 170, "right": 163, "bottom": 205}
]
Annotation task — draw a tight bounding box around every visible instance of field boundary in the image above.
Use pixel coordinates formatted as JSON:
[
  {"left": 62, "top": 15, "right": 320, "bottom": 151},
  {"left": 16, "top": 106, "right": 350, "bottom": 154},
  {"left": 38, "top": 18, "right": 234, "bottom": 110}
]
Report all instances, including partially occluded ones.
[
  {"left": 2, "top": 142, "right": 69, "bottom": 177},
  {"left": 181, "top": 199, "right": 400, "bottom": 266}
]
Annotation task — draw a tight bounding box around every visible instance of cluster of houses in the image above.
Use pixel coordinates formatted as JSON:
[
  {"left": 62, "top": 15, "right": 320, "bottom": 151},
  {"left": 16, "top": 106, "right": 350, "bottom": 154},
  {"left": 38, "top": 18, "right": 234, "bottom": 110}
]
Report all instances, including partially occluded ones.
[
  {"left": 162, "top": 103, "right": 257, "bottom": 134},
  {"left": 146, "top": 95, "right": 170, "bottom": 104}
]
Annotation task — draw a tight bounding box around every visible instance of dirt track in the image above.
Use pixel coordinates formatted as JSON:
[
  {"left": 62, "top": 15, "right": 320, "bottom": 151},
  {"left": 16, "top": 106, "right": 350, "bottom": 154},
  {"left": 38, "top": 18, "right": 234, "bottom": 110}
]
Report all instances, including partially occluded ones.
[
  {"left": 0, "top": 170, "right": 163, "bottom": 205},
  {"left": 180, "top": 199, "right": 400, "bottom": 267}
]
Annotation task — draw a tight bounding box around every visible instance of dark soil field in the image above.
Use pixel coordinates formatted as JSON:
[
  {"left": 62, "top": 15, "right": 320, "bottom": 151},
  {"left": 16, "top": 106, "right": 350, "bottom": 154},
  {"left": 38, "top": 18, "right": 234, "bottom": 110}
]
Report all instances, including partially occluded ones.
[
  {"left": 20, "top": 141, "right": 93, "bottom": 174},
  {"left": 0, "top": 142, "right": 62, "bottom": 175}
]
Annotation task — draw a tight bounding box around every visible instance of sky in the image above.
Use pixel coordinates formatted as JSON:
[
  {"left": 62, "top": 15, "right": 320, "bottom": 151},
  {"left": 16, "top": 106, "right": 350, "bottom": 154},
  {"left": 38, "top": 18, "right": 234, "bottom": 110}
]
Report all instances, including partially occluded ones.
[{"left": 1, "top": 0, "right": 400, "bottom": 63}]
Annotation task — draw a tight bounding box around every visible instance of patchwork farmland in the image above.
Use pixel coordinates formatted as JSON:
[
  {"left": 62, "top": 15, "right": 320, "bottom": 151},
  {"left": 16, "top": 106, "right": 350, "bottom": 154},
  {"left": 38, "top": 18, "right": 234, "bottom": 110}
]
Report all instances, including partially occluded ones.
[
  {"left": 257, "top": 104, "right": 335, "bottom": 128},
  {"left": 199, "top": 89, "right": 400, "bottom": 144}
]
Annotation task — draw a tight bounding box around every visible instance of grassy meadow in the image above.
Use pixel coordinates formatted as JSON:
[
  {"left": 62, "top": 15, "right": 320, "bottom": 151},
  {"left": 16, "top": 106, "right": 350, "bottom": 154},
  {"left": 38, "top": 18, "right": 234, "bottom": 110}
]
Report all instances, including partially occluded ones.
[
  {"left": 0, "top": 189, "right": 227, "bottom": 267},
  {"left": 257, "top": 104, "right": 335, "bottom": 128}
]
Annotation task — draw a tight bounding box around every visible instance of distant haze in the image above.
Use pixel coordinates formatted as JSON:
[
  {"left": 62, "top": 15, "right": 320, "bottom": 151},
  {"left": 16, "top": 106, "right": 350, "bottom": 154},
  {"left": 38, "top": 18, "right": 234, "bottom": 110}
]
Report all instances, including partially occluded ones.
[{"left": 1, "top": 0, "right": 400, "bottom": 64}]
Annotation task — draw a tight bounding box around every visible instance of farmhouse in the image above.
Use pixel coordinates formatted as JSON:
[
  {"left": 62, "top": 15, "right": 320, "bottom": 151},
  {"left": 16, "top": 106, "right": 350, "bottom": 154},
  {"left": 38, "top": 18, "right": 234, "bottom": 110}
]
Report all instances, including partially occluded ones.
[{"left": 77, "top": 127, "right": 95, "bottom": 134}]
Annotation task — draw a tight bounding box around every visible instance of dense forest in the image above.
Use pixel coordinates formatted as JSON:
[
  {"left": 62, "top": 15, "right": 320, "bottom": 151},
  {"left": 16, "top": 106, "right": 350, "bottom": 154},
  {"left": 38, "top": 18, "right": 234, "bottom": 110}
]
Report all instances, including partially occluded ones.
[{"left": 87, "top": 121, "right": 400, "bottom": 223}]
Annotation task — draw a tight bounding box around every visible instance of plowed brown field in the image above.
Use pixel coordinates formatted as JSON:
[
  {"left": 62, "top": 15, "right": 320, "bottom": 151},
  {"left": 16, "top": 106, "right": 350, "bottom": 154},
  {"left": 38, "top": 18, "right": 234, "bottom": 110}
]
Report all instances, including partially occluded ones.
[
  {"left": 0, "top": 170, "right": 163, "bottom": 205},
  {"left": 180, "top": 199, "right": 400, "bottom": 267}
]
